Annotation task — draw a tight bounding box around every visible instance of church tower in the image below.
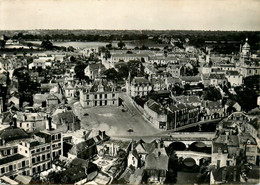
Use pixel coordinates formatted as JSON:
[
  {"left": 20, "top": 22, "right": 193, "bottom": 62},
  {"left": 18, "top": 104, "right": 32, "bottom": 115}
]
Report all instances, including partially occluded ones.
[{"left": 241, "top": 38, "right": 250, "bottom": 59}]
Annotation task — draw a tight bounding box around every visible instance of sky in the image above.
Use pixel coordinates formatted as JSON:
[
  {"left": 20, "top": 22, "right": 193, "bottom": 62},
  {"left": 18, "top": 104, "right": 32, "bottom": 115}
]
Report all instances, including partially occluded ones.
[{"left": 0, "top": 0, "right": 259, "bottom": 31}]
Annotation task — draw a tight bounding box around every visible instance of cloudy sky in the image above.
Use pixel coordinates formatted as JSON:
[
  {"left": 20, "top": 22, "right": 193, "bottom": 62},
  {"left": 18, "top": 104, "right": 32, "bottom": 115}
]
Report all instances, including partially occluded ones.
[{"left": 0, "top": 0, "right": 259, "bottom": 30}]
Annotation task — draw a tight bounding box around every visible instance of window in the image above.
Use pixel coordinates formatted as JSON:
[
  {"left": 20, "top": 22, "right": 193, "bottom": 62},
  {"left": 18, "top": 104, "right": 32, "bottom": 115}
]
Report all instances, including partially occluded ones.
[
  {"left": 43, "top": 164, "right": 46, "bottom": 171},
  {"left": 33, "top": 168, "right": 36, "bottom": 173},
  {"left": 46, "top": 146, "right": 50, "bottom": 150},
  {"left": 58, "top": 133, "right": 61, "bottom": 139},
  {"left": 37, "top": 166, "right": 41, "bottom": 172},
  {"left": 36, "top": 149, "right": 40, "bottom": 153},
  {"left": 14, "top": 148, "right": 18, "bottom": 154},
  {"left": 58, "top": 150, "right": 61, "bottom": 155},
  {"left": 47, "top": 154, "right": 50, "bottom": 159},
  {"left": 52, "top": 135, "right": 55, "bottom": 140},
  {"left": 105, "top": 94, "right": 107, "bottom": 98},
  {"left": 37, "top": 156, "right": 40, "bottom": 162},
  {"left": 112, "top": 94, "right": 115, "bottom": 98},
  {"left": 7, "top": 149, "right": 10, "bottom": 155},
  {"left": 42, "top": 147, "right": 45, "bottom": 151},
  {"left": 95, "top": 94, "right": 97, "bottom": 99},
  {"left": 32, "top": 158, "right": 35, "bottom": 164},
  {"left": 53, "top": 152, "right": 56, "bottom": 158},
  {"left": 22, "top": 161, "right": 26, "bottom": 167},
  {"left": 1, "top": 167, "right": 5, "bottom": 174},
  {"left": 9, "top": 165, "right": 13, "bottom": 172},
  {"left": 42, "top": 155, "right": 46, "bottom": 161}
]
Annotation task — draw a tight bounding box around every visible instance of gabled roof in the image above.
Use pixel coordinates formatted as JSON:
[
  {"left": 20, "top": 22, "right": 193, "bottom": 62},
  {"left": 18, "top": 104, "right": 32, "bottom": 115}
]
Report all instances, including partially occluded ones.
[
  {"left": 226, "top": 71, "right": 240, "bottom": 76},
  {"left": 209, "top": 73, "right": 226, "bottom": 79},
  {"left": 181, "top": 76, "right": 202, "bottom": 82},
  {"left": 0, "top": 154, "right": 25, "bottom": 165},
  {"left": 145, "top": 147, "right": 169, "bottom": 171},
  {"left": 129, "top": 149, "right": 139, "bottom": 160},
  {"left": 0, "top": 126, "right": 29, "bottom": 143},
  {"left": 145, "top": 99, "right": 165, "bottom": 114}
]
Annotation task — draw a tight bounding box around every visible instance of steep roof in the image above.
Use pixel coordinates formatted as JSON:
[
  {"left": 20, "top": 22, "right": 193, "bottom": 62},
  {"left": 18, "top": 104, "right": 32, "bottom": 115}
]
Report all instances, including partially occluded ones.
[
  {"left": 146, "top": 99, "right": 165, "bottom": 114},
  {"left": 226, "top": 71, "right": 240, "bottom": 76},
  {"left": 145, "top": 147, "right": 169, "bottom": 171},
  {"left": 0, "top": 126, "right": 29, "bottom": 143},
  {"left": 0, "top": 154, "right": 25, "bottom": 165},
  {"left": 209, "top": 73, "right": 226, "bottom": 79}
]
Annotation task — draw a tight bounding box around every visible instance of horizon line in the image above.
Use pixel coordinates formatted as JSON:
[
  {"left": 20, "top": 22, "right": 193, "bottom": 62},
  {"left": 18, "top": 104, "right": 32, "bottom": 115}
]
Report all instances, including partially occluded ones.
[{"left": 0, "top": 29, "right": 260, "bottom": 32}]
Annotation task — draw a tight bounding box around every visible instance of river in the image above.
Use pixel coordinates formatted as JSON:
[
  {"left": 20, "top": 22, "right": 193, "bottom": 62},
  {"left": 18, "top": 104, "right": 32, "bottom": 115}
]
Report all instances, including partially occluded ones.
[{"left": 25, "top": 41, "right": 137, "bottom": 49}]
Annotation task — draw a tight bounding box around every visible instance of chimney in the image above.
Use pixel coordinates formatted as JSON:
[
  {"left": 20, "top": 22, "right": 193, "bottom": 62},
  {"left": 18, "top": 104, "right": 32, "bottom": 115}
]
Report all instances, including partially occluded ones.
[
  {"left": 222, "top": 168, "right": 227, "bottom": 182},
  {"left": 47, "top": 115, "right": 52, "bottom": 130},
  {"left": 233, "top": 167, "right": 237, "bottom": 182},
  {"left": 13, "top": 117, "right": 17, "bottom": 128},
  {"left": 131, "top": 139, "right": 135, "bottom": 151}
]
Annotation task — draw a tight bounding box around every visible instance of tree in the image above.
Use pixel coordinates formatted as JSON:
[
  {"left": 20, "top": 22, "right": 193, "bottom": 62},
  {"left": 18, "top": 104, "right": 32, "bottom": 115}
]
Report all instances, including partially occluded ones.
[
  {"left": 104, "top": 68, "right": 118, "bottom": 82},
  {"left": 0, "top": 40, "right": 6, "bottom": 49},
  {"left": 203, "top": 87, "right": 222, "bottom": 101},
  {"left": 106, "top": 43, "right": 112, "bottom": 49},
  {"left": 41, "top": 40, "right": 53, "bottom": 50},
  {"left": 117, "top": 40, "right": 125, "bottom": 49},
  {"left": 75, "top": 63, "right": 87, "bottom": 80}
]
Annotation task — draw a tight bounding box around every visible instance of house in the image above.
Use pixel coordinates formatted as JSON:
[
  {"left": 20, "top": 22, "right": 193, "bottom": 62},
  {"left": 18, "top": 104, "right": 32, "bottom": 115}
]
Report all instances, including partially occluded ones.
[
  {"left": 127, "top": 149, "right": 140, "bottom": 168},
  {"left": 208, "top": 73, "right": 227, "bottom": 87},
  {"left": 16, "top": 112, "right": 46, "bottom": 132},
  {"left": 96, "top": 139, "right": 131, "bottom": 157},
  {"left": 60, "top": 158, "right": 98, "bottom": 184},
  {"left": 225, "top": 71, "right": 243, "bottom": 87},
  {"left": 84, "top": 63, "right": 106, "bottom": 80},
  {"left": 224, "top": 99, "right": 241, "bottom": 114},
  {"left": 17, "top": 139, "right": 53, "bottom": 176},
  {"left": 0, "top": 153, "right": 30, "bottom": 178},
  {"left": 126, "top": 76, "right": 152, "bottom": 97},
  {"left": 210, "top": 166, "right": 241, "bottom": 184},
  {"left": 166, "top": 64, "right": 181, "bottom": 78},
  {"left": 202, "top": 100, "right": 225, "bottom": 118},
  {"left": 8, "top": 93, "right": 20, "bottom": 110},
  {"left": 128, "top": 139, "right": 156, "bottom": 167},
  {"left": 144, "top": 140, "right": 169, "bottom": 184},
  {"left": 68, "top": 131, "right": 109, "bottom": 160},
  {"left": 151, "top": 78, "right": 167, "bottom": 91},
  {"left": 181, "top": 76, "right": 202, "bottom": 86},
  {"left": 80, "top": 78, "right": 119, "bottom": 108},
  {"left": 52, "top": 110, "right": 81, "bottom": 132},
  {"left": 33, "top": 93, "right": 62, "bottom": 108},
  {"left": 28, "top": 59, "right": 47, "bottom": 69},
  {"left": 110, "top": 53, "right": 149, "bottom": 63},
  {"left": 219, "top": 64, "right": 236, "bottom": 71},
  {"left": 144, "top": 99, "right": 167, "bottom": 129},
  {"left": 0, "top": 126, "right": 29, "bottom": 145},
  {"left": 167, "top": 103, "right": 200, "bottom": 130},
  {"left": 34, "top": 130, "right": 63, "bottom": 161},
  {"left": 175, "top": 95, "right": 202, "bottom": 107}
]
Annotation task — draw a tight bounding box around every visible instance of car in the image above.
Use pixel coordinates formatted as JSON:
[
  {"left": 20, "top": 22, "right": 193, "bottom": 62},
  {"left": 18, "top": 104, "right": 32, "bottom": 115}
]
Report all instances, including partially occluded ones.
[
  {"left": 83, "top": 113, "right": 89, "bottom": 116},
  {"left": 122, "top": 108, "right": 127, "bottom": 112}
]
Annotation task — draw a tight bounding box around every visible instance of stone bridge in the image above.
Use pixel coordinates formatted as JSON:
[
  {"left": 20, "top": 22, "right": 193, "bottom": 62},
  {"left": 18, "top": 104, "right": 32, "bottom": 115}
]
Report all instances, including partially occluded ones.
[{"left": 175, "top": 151, "right": 211, "bottom": 166}]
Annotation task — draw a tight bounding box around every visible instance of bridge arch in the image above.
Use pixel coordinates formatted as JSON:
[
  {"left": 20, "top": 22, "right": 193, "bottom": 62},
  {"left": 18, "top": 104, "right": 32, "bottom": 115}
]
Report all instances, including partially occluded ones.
[
  {"left": 189, "top": 141, "right": 207, "bottom": 152},
  {"left": 168, "top": 141, "right": 187, "bottom": 151},
  {"left": 183, "top": 158, "right": 196, "bottom": 167}
]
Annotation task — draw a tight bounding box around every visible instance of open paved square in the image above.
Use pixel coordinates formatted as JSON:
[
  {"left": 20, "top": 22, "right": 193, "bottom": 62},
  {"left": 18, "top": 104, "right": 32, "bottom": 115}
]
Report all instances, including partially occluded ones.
[{"left": 73, "top": 102, "right": 161, "bottom": 137}]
